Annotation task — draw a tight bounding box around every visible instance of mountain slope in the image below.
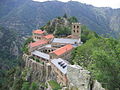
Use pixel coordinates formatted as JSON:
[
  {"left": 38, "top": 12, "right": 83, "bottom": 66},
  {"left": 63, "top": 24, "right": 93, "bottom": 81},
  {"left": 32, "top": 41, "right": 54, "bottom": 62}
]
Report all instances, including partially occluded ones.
[
  {"left": 0, "top": 26, "right": 23, "bottom": 89},
  {"left": 0, "top": 0, "right": 120, "bottom": 37},
  {"left": 0, "top": 26, "right": 22, "bottom": 69}
]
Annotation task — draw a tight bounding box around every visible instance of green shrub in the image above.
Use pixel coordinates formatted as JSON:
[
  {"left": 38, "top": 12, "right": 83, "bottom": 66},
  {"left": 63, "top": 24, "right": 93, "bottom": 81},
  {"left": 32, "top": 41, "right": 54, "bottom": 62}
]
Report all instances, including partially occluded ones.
[{"left": 48, "top": 80, "right": 61, "bottom": 90}]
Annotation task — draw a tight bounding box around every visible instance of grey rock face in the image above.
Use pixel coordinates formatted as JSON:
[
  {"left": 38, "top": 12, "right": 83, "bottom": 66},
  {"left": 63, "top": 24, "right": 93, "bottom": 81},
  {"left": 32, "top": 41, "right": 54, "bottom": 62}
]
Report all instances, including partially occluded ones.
[
  {"left": 0, "top": 31, "right": 3, "bottom": 39},
  {"left": 67, "top": 65, "right": 91, "bottom": 90},
  {"left": 10, "top": 41, "right": 19, "bottom": 56},
  {"left": 92, "top": 80, "right": 105, "bottom": 90},
  {"left": 67, "top": 65, "right": 105, "bottom": 90}
]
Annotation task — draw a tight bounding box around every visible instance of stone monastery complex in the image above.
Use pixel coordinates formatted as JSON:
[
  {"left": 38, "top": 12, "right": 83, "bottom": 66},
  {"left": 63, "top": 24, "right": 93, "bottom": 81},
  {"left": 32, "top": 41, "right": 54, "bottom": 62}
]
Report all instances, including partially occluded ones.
[
  {"left": 23, "top": 23, "right": 105, "bottom": 90},
  {"left": 29, "top": 23, "right": 81, "bottom": 85}
]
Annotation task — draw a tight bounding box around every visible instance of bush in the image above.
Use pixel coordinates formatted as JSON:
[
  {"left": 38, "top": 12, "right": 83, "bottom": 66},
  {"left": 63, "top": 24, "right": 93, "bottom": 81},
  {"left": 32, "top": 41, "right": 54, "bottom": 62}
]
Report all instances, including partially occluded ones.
[
  {"left": 21, "top": 82, "right": 30, "bottom": 90},
  {"left": 48, "top": 80, "right": 61, "bottom": 90}
]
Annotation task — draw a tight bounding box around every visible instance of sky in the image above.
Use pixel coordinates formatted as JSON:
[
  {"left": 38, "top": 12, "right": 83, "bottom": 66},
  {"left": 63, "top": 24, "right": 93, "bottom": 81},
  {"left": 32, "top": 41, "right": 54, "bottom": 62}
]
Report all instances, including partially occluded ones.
[{"left": 33, "top": 0, "right": 120, "bottom": 8}]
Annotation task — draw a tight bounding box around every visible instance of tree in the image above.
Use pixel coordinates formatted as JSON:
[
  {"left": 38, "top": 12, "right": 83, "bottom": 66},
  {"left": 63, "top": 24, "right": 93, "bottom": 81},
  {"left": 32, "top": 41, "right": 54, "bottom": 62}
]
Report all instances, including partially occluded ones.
[
  {"left": 63, "top": 13, "right": 67, "bottom": 18},
  {"left": 30, "top": 82, "right": 39, "bottom": 90},
  {"left": 81, "top": 25, "right": 98, "bottom": 43},
  {"left": 12, "top": 78, "right": 23, "bottom": 90},
  {"left": 55, "top": 26, "right": 71, "bottom": 36},
  {"left": 21, "top": 82, "right": 30, "bottom": 90},
  {"left": 72, "top": 37, "right": 120, "bottom": 90},
  {"left": 68, "top": 16, "right": 78, "bottom": 23}
]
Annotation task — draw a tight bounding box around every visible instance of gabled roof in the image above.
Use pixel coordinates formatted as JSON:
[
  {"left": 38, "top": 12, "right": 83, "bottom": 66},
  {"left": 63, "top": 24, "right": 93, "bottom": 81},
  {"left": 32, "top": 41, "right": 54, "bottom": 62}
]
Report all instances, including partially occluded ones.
[
  {"left": 52, "top": 38, "right": 80, "bottom": 44},
  {"left": 32, "top": 50, "right": 50, "bottom": 60},
  {"left": 43, "top": 34, "right": 54, "bottom": 39},
  {"left": 51, "top": 44, "right": 73, "bottom": 56},
  {"left": 32, "top": 30, "right": 45, "bottom": 34},
  {"left": 29, "top": 40, "right": 48, "bottom": 47},
  {"left": 51, "top": 58, "right": 68, "bottom": 74}
]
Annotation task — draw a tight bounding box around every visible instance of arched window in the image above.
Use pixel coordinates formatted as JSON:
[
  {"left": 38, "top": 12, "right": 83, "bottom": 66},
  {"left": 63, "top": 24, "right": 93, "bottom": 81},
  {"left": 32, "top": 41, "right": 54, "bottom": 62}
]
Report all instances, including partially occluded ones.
[
  {"left": 74, "top": 30, "right": 75, "bottom": 33},
  {"left": 74, "top": 25, "right": 75, "bottom": 28},
  {"left": 45, "top": 50, "right": 47, "bottom": 53},
  {"left": 77, "top": 26, "right": 79, "bottom": 28}
]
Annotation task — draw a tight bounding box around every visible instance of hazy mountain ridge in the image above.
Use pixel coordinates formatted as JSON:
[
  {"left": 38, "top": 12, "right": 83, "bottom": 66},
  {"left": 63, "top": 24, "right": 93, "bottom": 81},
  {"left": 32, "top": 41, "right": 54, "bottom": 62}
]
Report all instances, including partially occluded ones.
[{"left": 0, "top": 0, "right": 120, "bottom": 37}]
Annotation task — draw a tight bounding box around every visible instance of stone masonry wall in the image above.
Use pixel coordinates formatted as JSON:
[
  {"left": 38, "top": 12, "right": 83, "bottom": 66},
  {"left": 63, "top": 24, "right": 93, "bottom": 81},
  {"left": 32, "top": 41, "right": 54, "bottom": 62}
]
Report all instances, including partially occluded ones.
[{"left": 23, "top": 54, "right": 57, "bottom": 83}]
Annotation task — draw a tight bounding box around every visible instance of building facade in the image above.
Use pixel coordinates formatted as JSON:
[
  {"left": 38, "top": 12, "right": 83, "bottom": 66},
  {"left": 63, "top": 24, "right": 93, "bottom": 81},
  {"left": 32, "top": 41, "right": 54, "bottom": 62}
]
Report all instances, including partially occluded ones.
[{"left": 72, "top": 23, "right": 81, "bottom": 40}]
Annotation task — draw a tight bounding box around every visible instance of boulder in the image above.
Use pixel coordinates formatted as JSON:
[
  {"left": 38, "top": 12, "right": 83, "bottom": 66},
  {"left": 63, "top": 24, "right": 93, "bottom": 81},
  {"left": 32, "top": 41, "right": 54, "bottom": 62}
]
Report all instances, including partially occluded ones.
[
  {"left": 67, "top": 65, "right": 91, "bottom": 90},
  {"left": 92, "top": 80, "right": 105, "bottom": 90}
]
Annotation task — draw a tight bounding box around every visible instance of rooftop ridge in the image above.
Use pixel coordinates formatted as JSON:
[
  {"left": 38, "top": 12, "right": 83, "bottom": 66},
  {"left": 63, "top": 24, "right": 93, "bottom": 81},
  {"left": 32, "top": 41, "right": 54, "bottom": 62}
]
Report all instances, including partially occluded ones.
[
  {"left": 51, "top": 44, "right": 73, "bottom": 56},
  {"left": 29, "top": 40, "right": 48, "bottom": 47}
]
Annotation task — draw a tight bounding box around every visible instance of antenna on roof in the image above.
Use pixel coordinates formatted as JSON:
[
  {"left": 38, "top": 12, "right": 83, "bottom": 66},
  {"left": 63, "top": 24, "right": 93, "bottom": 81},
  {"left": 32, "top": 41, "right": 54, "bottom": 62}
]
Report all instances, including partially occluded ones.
[
  {"left": 63, "top": 65, "right": 67, "bottom": 69},
  {"left": 60, "top": 63, "right": 65, "bottom": 66},
  {"left": 58, "top": 61, "right": 62, "bottom": 65}
]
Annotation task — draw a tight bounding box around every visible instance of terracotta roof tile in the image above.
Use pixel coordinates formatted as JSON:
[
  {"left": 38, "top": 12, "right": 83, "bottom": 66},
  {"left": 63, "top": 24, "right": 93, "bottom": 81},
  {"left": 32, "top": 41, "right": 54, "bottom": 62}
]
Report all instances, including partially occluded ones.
[
  {"left": 32, "top": 30, "right": 45, "bottom": 34},
  {"left": 29, "top": 40, "right": 48, "bottom": 47},
  {"left": 51, "top": 44, "right": 73, "bottom": 56},
  {"left": 43, "top": 34, "right": 54, "bottom": 39}
]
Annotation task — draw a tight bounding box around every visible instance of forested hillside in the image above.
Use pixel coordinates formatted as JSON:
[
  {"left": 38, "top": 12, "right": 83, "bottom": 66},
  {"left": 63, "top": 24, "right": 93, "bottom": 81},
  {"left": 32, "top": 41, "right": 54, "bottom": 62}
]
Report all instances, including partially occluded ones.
[
  {"left": 0, "top": 0, "right": 120, "bottom": 37},
  {"left": 71, "top": 36, "right": 120, "bottom": 90},
  {"left": 0, "top": 26, "right": 22, "bottom": 89}
]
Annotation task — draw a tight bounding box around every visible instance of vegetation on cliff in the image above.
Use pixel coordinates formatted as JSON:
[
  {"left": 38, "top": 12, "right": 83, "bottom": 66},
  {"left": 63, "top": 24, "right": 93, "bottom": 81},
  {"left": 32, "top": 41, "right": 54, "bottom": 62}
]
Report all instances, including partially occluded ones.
[
  {"left": 40, "top": 16, "right": 75, "bottom": 36},
  {"left": 48, "top": 80, "right": 61, "bottom": 90},
  {"left": 72, "top": 36, "right": 120, "bottom": 89},
  {"left": 41, "top": 16, "right": 97, "bottom": 43},
  {"left": 0, "top": 26, "right": 22, "bottom": 89},
  {"left": 22, "top": 37, "right": 34, "bottom": 54}
]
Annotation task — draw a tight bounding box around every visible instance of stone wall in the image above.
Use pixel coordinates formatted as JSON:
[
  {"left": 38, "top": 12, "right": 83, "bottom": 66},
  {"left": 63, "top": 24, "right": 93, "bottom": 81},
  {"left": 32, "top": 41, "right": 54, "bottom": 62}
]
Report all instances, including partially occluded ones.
[{"left": 23, "top": 54, "right": 57, "bottom": 83}]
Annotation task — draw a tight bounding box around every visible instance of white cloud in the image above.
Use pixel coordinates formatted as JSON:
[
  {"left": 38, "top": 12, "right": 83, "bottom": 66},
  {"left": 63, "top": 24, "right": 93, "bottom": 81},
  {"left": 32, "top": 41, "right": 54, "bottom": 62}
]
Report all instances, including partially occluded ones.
[{"left": 33, "top": 0, "right": 120, "bottom": 8}]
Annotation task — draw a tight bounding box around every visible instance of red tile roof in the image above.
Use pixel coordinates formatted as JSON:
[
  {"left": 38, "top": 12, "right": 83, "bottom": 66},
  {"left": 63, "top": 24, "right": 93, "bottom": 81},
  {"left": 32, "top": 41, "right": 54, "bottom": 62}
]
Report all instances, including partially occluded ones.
[
  {"left": 33, "top": 30, "right": 45, "bottom": 34},
  {"left": 29, "top": 40, "right": 48, "bottom": 47},
  {"left": 51, "top": 44, "right": 73, "bottom": 56},
  {"left": 43, "top": 34, "right": 54, "bottom": 39}
]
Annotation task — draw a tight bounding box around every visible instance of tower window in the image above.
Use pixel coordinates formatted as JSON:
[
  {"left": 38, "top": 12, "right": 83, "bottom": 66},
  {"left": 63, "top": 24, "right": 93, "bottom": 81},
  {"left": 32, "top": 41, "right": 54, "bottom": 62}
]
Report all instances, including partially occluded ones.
[
  {"left": 77, "top": 30, "right": 79, "bottom": 33},
  {"left": 77, "top": 26, "right": 79, "bottom": 28},
  {"left": 74, "top": 30, "right": 75, "bottom": 33},
  {"left": 74, "top": 25, "right": 75, "bottom": 28}
]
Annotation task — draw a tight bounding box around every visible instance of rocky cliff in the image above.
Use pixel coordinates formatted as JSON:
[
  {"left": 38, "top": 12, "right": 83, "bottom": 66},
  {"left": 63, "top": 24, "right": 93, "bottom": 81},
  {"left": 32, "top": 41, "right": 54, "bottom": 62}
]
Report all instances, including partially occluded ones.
[
  {"left": 23, "top": 54, "right": 57, "bottom": 89},
  {"left": 23, "top": 54, "right": 105, "bottom": 90},
  {"left": 67, "top": 65, "right": 105, "bottom": 90}
]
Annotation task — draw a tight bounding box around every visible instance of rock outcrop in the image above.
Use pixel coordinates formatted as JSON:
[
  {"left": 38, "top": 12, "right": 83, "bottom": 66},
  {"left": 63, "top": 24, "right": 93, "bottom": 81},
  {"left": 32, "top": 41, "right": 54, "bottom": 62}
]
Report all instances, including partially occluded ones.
[
  {"left": 10, "top": 41, "right": 19, "bottom": 57},
  {"left": 92, "top": 80, "right": 105, "bottom": 90},
  {"left": 67, "top": 65, "right": 105, "bottom": 90},
  {"left": 67, "top": 65, "right": 91, "bottom": 90}
]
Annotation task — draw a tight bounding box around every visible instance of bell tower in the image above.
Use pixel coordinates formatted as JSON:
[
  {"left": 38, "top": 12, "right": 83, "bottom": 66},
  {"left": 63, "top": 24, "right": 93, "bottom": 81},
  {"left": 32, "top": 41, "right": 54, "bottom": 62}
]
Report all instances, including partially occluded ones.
[{"left": 72, "top": 23, "right": 81, "bottom": 39}]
